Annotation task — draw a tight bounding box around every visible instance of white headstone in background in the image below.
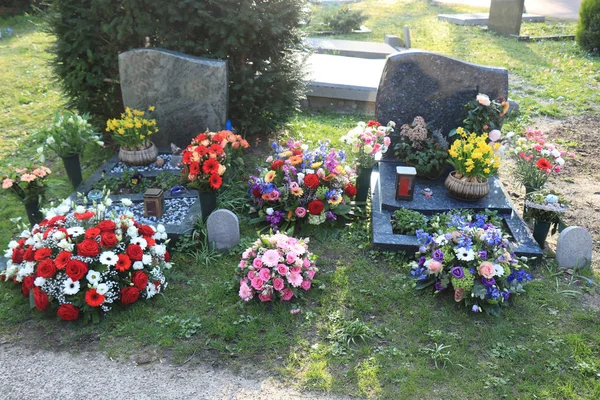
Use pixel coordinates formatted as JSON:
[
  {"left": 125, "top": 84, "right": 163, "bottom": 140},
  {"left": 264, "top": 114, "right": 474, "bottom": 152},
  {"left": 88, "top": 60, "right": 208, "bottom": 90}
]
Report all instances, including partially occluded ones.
[
  {"left": 556, "top": 226, "right": 593, "bottom": 269},
  {"left": 207, "top": 209, "right": 240, "bottom": 252}
]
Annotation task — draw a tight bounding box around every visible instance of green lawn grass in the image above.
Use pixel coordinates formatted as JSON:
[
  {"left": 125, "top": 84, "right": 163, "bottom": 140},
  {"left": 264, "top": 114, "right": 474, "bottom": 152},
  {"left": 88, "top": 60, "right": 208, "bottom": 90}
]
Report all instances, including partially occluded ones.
[{"left": 2, "top": 6, "right": 600, "bottom": 400}]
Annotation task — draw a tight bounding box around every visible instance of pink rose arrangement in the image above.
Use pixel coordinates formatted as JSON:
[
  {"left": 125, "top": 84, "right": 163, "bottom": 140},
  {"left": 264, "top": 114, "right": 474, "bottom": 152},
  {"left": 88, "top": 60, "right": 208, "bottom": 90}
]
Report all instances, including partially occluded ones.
[
  {"left": 341, "top": 120, "right": 395, "bottom": 168},
  {"left": 237, "top": 233, "right": 318, "bottom": 303},
  {"left": 2, "top": 165, "right": 51, "bottom": 202}
]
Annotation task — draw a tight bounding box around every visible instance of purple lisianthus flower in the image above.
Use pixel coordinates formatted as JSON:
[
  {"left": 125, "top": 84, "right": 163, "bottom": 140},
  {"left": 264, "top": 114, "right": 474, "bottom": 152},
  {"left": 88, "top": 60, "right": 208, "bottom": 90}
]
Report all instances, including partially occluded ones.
[
  {"left": 482, "top": 277, "right": 496, "bottom": 287},
  {"left": 326, "top": 211, "right": 337, "bottom": 221},
  {"left": 418, "top": 256, "right": 426, "bottom": 267},
  {"left": 497, "top": 255, "right": 507, "bottom": 263},
  {"left": 434, "top": 281, "right": 446, "bottom": 291},
  {"left": 502, "top": 291, "right": 511, "bottom": 301},
  {"left": 478, "top": 250, "right": 487, "bottom": 259},
  {"left": 432, "top": 249, "right": 444, "bottom": 262},
  {"left": 451, "top": 266, "right": 464, "bottom": 279}
]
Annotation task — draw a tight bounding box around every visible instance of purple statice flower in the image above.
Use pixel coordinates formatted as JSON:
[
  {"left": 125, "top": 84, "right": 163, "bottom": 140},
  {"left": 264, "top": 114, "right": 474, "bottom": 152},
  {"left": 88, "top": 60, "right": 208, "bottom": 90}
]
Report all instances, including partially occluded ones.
[
  {"left": 432, "top": 249, "right": 444, "bottom": 262},
  {"left": 502, "top": 291, "right": 511, "bottom": 301},
  {"left": 434, "top": 281, "right": 446, "bottom": 291},
  {"left": 478, "top": 250, "right": 487, "bottom": 259},
  {"left": 451, "top": 266, "right": 464, "bottom": 279},
  {"left": 326, "top": 211, "right": 337, "bottom": 221},
  {"left": 418, "top": 256, "right": 426, "bottom": 266},
  {"left": 482, "top": 277, "right": 496, "bottom": 287},
  {"left": 410, "top": 266, "right": 428, "bottom": 280}
]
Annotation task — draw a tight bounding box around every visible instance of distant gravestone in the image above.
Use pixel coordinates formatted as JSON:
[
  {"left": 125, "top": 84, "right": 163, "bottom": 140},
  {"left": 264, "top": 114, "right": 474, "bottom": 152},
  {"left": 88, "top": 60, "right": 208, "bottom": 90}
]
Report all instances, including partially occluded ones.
[
  {"left": 376, "top": 50, "right": 508, "bottom": 138},
  {"left": 556, "top": 226, "right": 593, "bottom": 269},
  {"left": 207, "top": 209, "right": 240, "bottom": 251},
  {"left": 119, "top": 49, "right": 228, "bottom": 149},
  {"left": 488, "top": 0, "right": 525, "bottom": 36}
]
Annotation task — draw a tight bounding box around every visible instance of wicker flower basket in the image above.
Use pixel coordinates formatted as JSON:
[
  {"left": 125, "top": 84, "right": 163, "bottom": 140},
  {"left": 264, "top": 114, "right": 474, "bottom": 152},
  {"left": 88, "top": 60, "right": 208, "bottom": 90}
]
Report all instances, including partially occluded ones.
[
  {"left": 444, "top": 171, "right": 489, "bottom": 201},
  {"left": 118, "top": 142, "right": 159, "bottom": 166}
]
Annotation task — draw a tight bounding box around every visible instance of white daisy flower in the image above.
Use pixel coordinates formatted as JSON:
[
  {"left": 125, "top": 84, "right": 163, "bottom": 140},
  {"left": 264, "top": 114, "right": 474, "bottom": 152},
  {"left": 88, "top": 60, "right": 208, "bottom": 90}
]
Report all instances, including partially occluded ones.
[
  {"left": 86, "top": 270, "right": 101, "bottom": 286},
  {"left": 493, "top": 264, "right": 505, "bottom": 277},
  {"left": 133, "top": 261, "right": 145, "bottom": 270},
  {"left": 34, "top": 277, "right": 46, "bottom": 287},
  {"left": 455, "top": 247, "right": 475, "bottom": 262},
  {"left": 63, "top": 278, "right": 80, "bottom": 295},
  {"left": 99, "top": 251, "right": 118, "bottom": 266},
  {"left": 67, "top": 227, "right": 85, "bottom": 237},
  {"left": 146, "top": 283, "right": 157, "bottom": 298},
  {"left": 132, "top": 237, "right": 148, "bottom": 250},
  {"left": 96, "top": 283, "right": 109, "bottom": 295}
]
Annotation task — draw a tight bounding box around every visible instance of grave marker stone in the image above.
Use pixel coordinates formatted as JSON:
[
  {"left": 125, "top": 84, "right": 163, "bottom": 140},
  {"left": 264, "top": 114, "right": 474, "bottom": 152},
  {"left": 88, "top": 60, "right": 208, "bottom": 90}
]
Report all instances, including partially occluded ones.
[
  {"left": 556, "top": 226, "right": 593, "bottom": 269},
  {"left": 488, "top": 0, "right": 525, "bottom": 36},
  {"left": 376, "top": 50, "right": 508, "bottom": 138},
  {"left": 207, "top": 209, "right": 240, "bottom": 251},
  {"left": 119, "top": 49, "right": 228, "bottom": 149}
]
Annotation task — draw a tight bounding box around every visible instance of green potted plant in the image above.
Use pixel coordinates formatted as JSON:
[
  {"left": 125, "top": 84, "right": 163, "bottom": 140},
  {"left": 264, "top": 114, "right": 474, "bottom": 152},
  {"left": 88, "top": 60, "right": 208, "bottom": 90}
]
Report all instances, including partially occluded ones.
[
  {"left": 393, "top": 116, "right": 449, "bottom": 180},
  {"left": 2, "top": 165, "right": 52, "bottom": 225},
  {"left": 106, "top": 106, "right": 159, "bottom": 166},
  {"left": 41, "top": 111, "right": 103, "bottom": 188},
  {"left": 525, "top": 190, "right": 569, "bottom": 248},
  {"left": 392, "top": 208, "right": 428, "bottom": 235}
]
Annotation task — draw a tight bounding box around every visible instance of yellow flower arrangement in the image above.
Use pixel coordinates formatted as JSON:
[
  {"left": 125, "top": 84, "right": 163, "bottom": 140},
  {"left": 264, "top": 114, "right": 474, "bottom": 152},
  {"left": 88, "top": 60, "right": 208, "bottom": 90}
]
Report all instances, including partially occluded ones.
[
  {"left": 105, "top": 107, "right": 158, "bottom": 150},
  {"left": 448, "top": 128, "right": 500, "bottom": 181}
]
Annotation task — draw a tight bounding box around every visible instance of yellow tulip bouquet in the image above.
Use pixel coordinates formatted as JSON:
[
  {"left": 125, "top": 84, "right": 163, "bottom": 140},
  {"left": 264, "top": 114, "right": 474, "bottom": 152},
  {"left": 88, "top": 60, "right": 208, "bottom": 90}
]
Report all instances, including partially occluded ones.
[
  {"left": 448, "top": 128, "right": 501, "bottom": 182},
  {"left": 106, "top": 107, "right": 158, "bottom": 150}
]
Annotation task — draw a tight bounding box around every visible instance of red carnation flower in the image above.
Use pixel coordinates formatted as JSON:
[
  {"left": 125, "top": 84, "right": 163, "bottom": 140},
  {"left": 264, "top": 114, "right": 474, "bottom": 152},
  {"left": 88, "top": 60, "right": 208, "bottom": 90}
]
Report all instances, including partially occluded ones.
[
  {"left": 189, "top": 162, "right": 201, "bottom": 176},
  {"left": 11, "top": 248, "right": 24, "bottom": 264},
  {"left": 23, "top": 247, "right": 35, "bottom": 262},
  {"left": 33, "top": 287, "right": 49, "bottom": 311},
  {"left": 55, "top": 251, "right": 72, "bottom": 270},
  {"left": 132, "top": 271, "right": 149, "bottom": 290},
  {"left": 75, "top": 210, "right": 95, "bottom": 220},
  {"left": 100, "top": 232, "right": 118, "bottom": 248},
  {"left": 21, "top": 275, "right": 35, "bottom": 297},
  {"left": 304, "top": 173, "right": 320, "bottom": 189},
  {"left": 85, "top": 227, "right": 101, "bottom": 239},
  {"left": 209, "top": 144, "right": 224, "bottom": 155},
  {"left": 209, "top": 173, "right": 223, "bottom": 190},
  {"left": 367, "top": 120, "right": 381, "bottom": 127},
  {"left": 97, "top": 220, "right": 116, "bottom": 232},
  {"left": 115, "top": 254, "right": 132, "bottom": 272},
  {"left": 308, "top": 200, "right": 325, "bottom": 215},
  {"left": 202, "top": 158, "right": 220, "bottom": 175},
  {"left": 57, "top": 304, "right": 80, "bottom": 321},
  {"left": 271, "top": 160, "right": 284, "bottom": 170},
  {"left": 126, "top": 244, "right": 144, "bottom": 261},
  {"left": 138, "top": 225, "right": 155, "bottom": 237},
  {"left": 77, "top": 239, "right": 100, "bottom": 258},
  {"left": 37, "top": 259, "right": 57, "bottom": 278},
  {"left": 85, "top": 288, "right": 105, "bottom": 307},
  {"left": 536, "top": 158, "right": 552, "bottom": 171},
  {"left": 145, "top": 236, "right": 156, "bottom": 247},
  {"left": 34, "top": 248, "right": 52, "bottom": 261},
  {"left": 120, "top": 287, "right": 140, "bottom": 305},
  {"left": 292, "top": 149, "right": 303, "bottom": 156},
  {"left": 164, "top": 250, "right": 171, "bottom": 262},
  {"left": 344, "top": 183, "right": 357, "bottom": 198},
  {"left": 66, "top": 259, "right": 88, "bottom": 281},
  {"left": 48, "top": 216, "right": 66, "bottom": 226}
]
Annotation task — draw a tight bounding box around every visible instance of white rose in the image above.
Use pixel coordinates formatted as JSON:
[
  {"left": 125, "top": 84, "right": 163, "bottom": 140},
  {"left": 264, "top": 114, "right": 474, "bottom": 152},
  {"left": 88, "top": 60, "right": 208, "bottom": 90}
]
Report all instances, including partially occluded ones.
[
  {"left": 75, "top": 205, "right": 85, "bottom": 214},
  {"left": 142, "top": 254, "right": 152, "bottom": 265},
  {"left": 121, "top": 198, "right": 133, "bottom": 207},
  {"left": 476, "top": 93, "right": 491, "bottom": 106},
  {"left": 133, "top": 261, "right": 144, "bottom": 270},
  {"left": 127, "top": 226, "right": 139, "bottom": 238},
  {"left": 34, "top": 277, "right": 46, "bottom": 287}
]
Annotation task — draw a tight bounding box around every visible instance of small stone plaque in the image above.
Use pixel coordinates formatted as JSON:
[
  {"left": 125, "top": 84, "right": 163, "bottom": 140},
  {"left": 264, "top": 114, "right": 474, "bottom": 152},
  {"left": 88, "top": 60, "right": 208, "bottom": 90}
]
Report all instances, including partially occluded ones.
[
  {"left": 556, "top": 226, "right": 593, "bottom": 269},
  {"left": 488, "top": 0, "right": 525, "bottom": 36},
  {"left": 207, "top": 209, "right": 240, "bottom": 252}
]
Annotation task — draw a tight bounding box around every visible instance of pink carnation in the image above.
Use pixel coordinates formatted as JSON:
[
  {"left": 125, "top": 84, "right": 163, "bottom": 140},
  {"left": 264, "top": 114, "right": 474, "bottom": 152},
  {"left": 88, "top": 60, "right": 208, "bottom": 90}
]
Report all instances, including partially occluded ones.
[
  {"left": 273, "top": 278, "right": 285, "bottom": 291},
  {"left": 261, "top": 249, "right": 280, "bottom": 267},
  {"left": 259, "top": 268, "right": 271, "bottom": 281},
  {"left": 2, "top": 178, "right": 13, "bottom": 189},
  {"left": 302, "top": 258, "right": 310, "bottom": 268},
  {"left": 290, "top": 266, "right": 301, "bottom": 274},
  {"left": 281, "top": 288, "right": 294, "bottom": 301},
  {"left": 239, "top": 282, "right": 253, "bottom": 301},
  {"left": 238, "top": 260, "right": 247, "bottom": 270},
  {"left": 248, "top": 270, "right": 256, "bottom": 280},
  {"left": 383, "top": 136, "right": 391, "bottom": 147},
  {"left": 20, "top": 173, "right": 37, "bottom": 182},
  {"left": 306, "top": 270, "right": 316, "bottom": 280}
]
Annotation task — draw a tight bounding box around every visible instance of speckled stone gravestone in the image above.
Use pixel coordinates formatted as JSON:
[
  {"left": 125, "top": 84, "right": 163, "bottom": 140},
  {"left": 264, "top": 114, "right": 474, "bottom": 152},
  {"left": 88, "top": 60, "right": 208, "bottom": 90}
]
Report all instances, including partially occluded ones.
[
  {"left": 375, "top": 50, "right": 508, "bottom": 138},
  {"left": 556, "top": 226, "right": 593, "bottom": 269},
  {"left": 119, "top": 49, "right": 228, "bottom": 149},
  {"left": 207, "top": 209, "right": 240, "bottom": 252}
]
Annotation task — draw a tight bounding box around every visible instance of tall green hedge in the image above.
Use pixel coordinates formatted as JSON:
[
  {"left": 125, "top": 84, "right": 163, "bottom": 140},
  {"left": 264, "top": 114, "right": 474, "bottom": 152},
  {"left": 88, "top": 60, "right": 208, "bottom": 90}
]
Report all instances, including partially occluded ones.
[
  {"left": 47, "top": 0, "right": 307, "bottom": 135},
  {"left": 576, "top": 0, "right": 600, "bottom": 53}
]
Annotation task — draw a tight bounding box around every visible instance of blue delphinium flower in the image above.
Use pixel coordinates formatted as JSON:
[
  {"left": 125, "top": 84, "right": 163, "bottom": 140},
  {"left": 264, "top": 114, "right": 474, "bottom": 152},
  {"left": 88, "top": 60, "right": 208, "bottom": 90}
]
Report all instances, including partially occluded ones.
[
  {"left": 416, "top": 229, "right": 433, "bottom": 246},
  {"left": 410, "top": 266, "right": 428, "bottom": 280},
  {"left": 486, "top": 286, "right": 502, "bottom": 300}
]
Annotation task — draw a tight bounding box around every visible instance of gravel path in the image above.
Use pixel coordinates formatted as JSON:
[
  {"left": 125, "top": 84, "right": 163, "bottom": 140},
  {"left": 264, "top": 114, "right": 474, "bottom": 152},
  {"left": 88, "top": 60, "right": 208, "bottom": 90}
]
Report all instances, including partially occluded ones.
[{"left": 0, "top": 344, "right": 353, "bottom": 400}]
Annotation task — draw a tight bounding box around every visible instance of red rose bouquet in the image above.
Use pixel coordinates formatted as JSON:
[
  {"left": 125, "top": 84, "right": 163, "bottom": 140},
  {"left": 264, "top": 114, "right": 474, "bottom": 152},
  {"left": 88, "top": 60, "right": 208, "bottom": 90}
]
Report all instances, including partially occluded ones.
[
  {"left": 1, "top": 198, "right": 171, "bottom": 322},
  {"left": 181, "top": 131, "right": 228, "bottom": 191},
  {"left": 237, "top": 233, "right": 317, "bottom": 302}
]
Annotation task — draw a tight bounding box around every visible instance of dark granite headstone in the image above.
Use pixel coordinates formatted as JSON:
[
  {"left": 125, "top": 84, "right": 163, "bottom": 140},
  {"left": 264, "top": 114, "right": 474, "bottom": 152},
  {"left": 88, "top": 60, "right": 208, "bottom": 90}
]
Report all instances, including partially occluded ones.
[
  {"left": 375, "top": 50, "right": 508, "bottom": 137},
  {"left": 119, "top": 49, "right": 228, "bottom": 149},
  {"left": 488, "top": 0, "right": 525, "bottom": 36}
]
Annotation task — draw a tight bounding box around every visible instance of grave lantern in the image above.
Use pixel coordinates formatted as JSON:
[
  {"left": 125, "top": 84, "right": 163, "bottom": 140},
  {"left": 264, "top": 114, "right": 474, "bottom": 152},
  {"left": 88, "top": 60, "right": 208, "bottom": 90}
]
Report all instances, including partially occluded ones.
[
  {"left": 144, "top": 188, "right": 164, "bottom": 218},
  {"left": 395, "top": 166, "right": 417, "bottom": 201}
]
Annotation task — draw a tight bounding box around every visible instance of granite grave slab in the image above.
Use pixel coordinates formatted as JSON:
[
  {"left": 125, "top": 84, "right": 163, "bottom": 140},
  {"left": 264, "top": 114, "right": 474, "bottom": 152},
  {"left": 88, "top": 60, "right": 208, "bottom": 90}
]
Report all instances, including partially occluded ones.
[
  {"left": 119, "top": 49, "right": 228, "bottom": 149},
  {"left": 306, "top": 38, "right": 397, "bottom": 59},
  {"left": 375, "top": 50, "right": 508, "bottom": 137},
  {"left": 488, "top": 0, "right": 526, "bottom": 36},
  {"left": 438, "top": 12, "right": 544, "bottom": 26}
]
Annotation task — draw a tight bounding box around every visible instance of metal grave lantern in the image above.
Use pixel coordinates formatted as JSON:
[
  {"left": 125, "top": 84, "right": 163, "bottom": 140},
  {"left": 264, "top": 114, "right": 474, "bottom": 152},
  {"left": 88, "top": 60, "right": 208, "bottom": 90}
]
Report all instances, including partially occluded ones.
[
  {"left": 144, "top": 188, "right": 164, "bottom": 218},
  {"left": 395, "top": 166, "right": 417, "bottom": 201}
]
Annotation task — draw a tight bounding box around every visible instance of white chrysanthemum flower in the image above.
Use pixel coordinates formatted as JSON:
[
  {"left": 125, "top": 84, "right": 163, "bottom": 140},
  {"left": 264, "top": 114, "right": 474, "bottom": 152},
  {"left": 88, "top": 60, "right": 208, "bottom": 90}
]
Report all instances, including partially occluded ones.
[
  {"left": 121, "top": 198, "right": 133, "bottom": 207},
  {"left": 53, "top": 231, "right": 66, "bottom": 241},
  {"left": 99, "top": 251, "right": 118, "bottom": 266},
  {"left": 86, "top": 270, "right": 101, "bottom": 286},
  {"left": 34, "top": 277, "right": 46, "bottom": 287},
  {"left": 63, "top": 278, "right": 80, "bottom": 295},
  {"left": 132, "top": 261, "right": 144, "bottom": 270},
  {"left": 493, "top": 264, "right": 505, "bottom": 277},
  {"left": 156, "top": 224, "right": 166, "bottom": 233},
  {"left": 127, "top": 226, "right": 139, "bottom": 238},
  {"left": 152, "top": 244, "right": 166, "bottom": 256},
  {"left": 96, "top": 283, "right": 109, "bottom": 295},
  {"left": 456, "top": 247, "right": 475, "bottom": 262},
  {"left": 141, "top": 255, "right": 152, "bottom": 265},
  {"left": 132, "top": 237, "right": 148, "bottom": 250},
  {"left": 5, "top": 264, "right": 18, "bottom": 279},
  {"left": 67, "top": 227, "right": 85, "bottom": 237}
]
